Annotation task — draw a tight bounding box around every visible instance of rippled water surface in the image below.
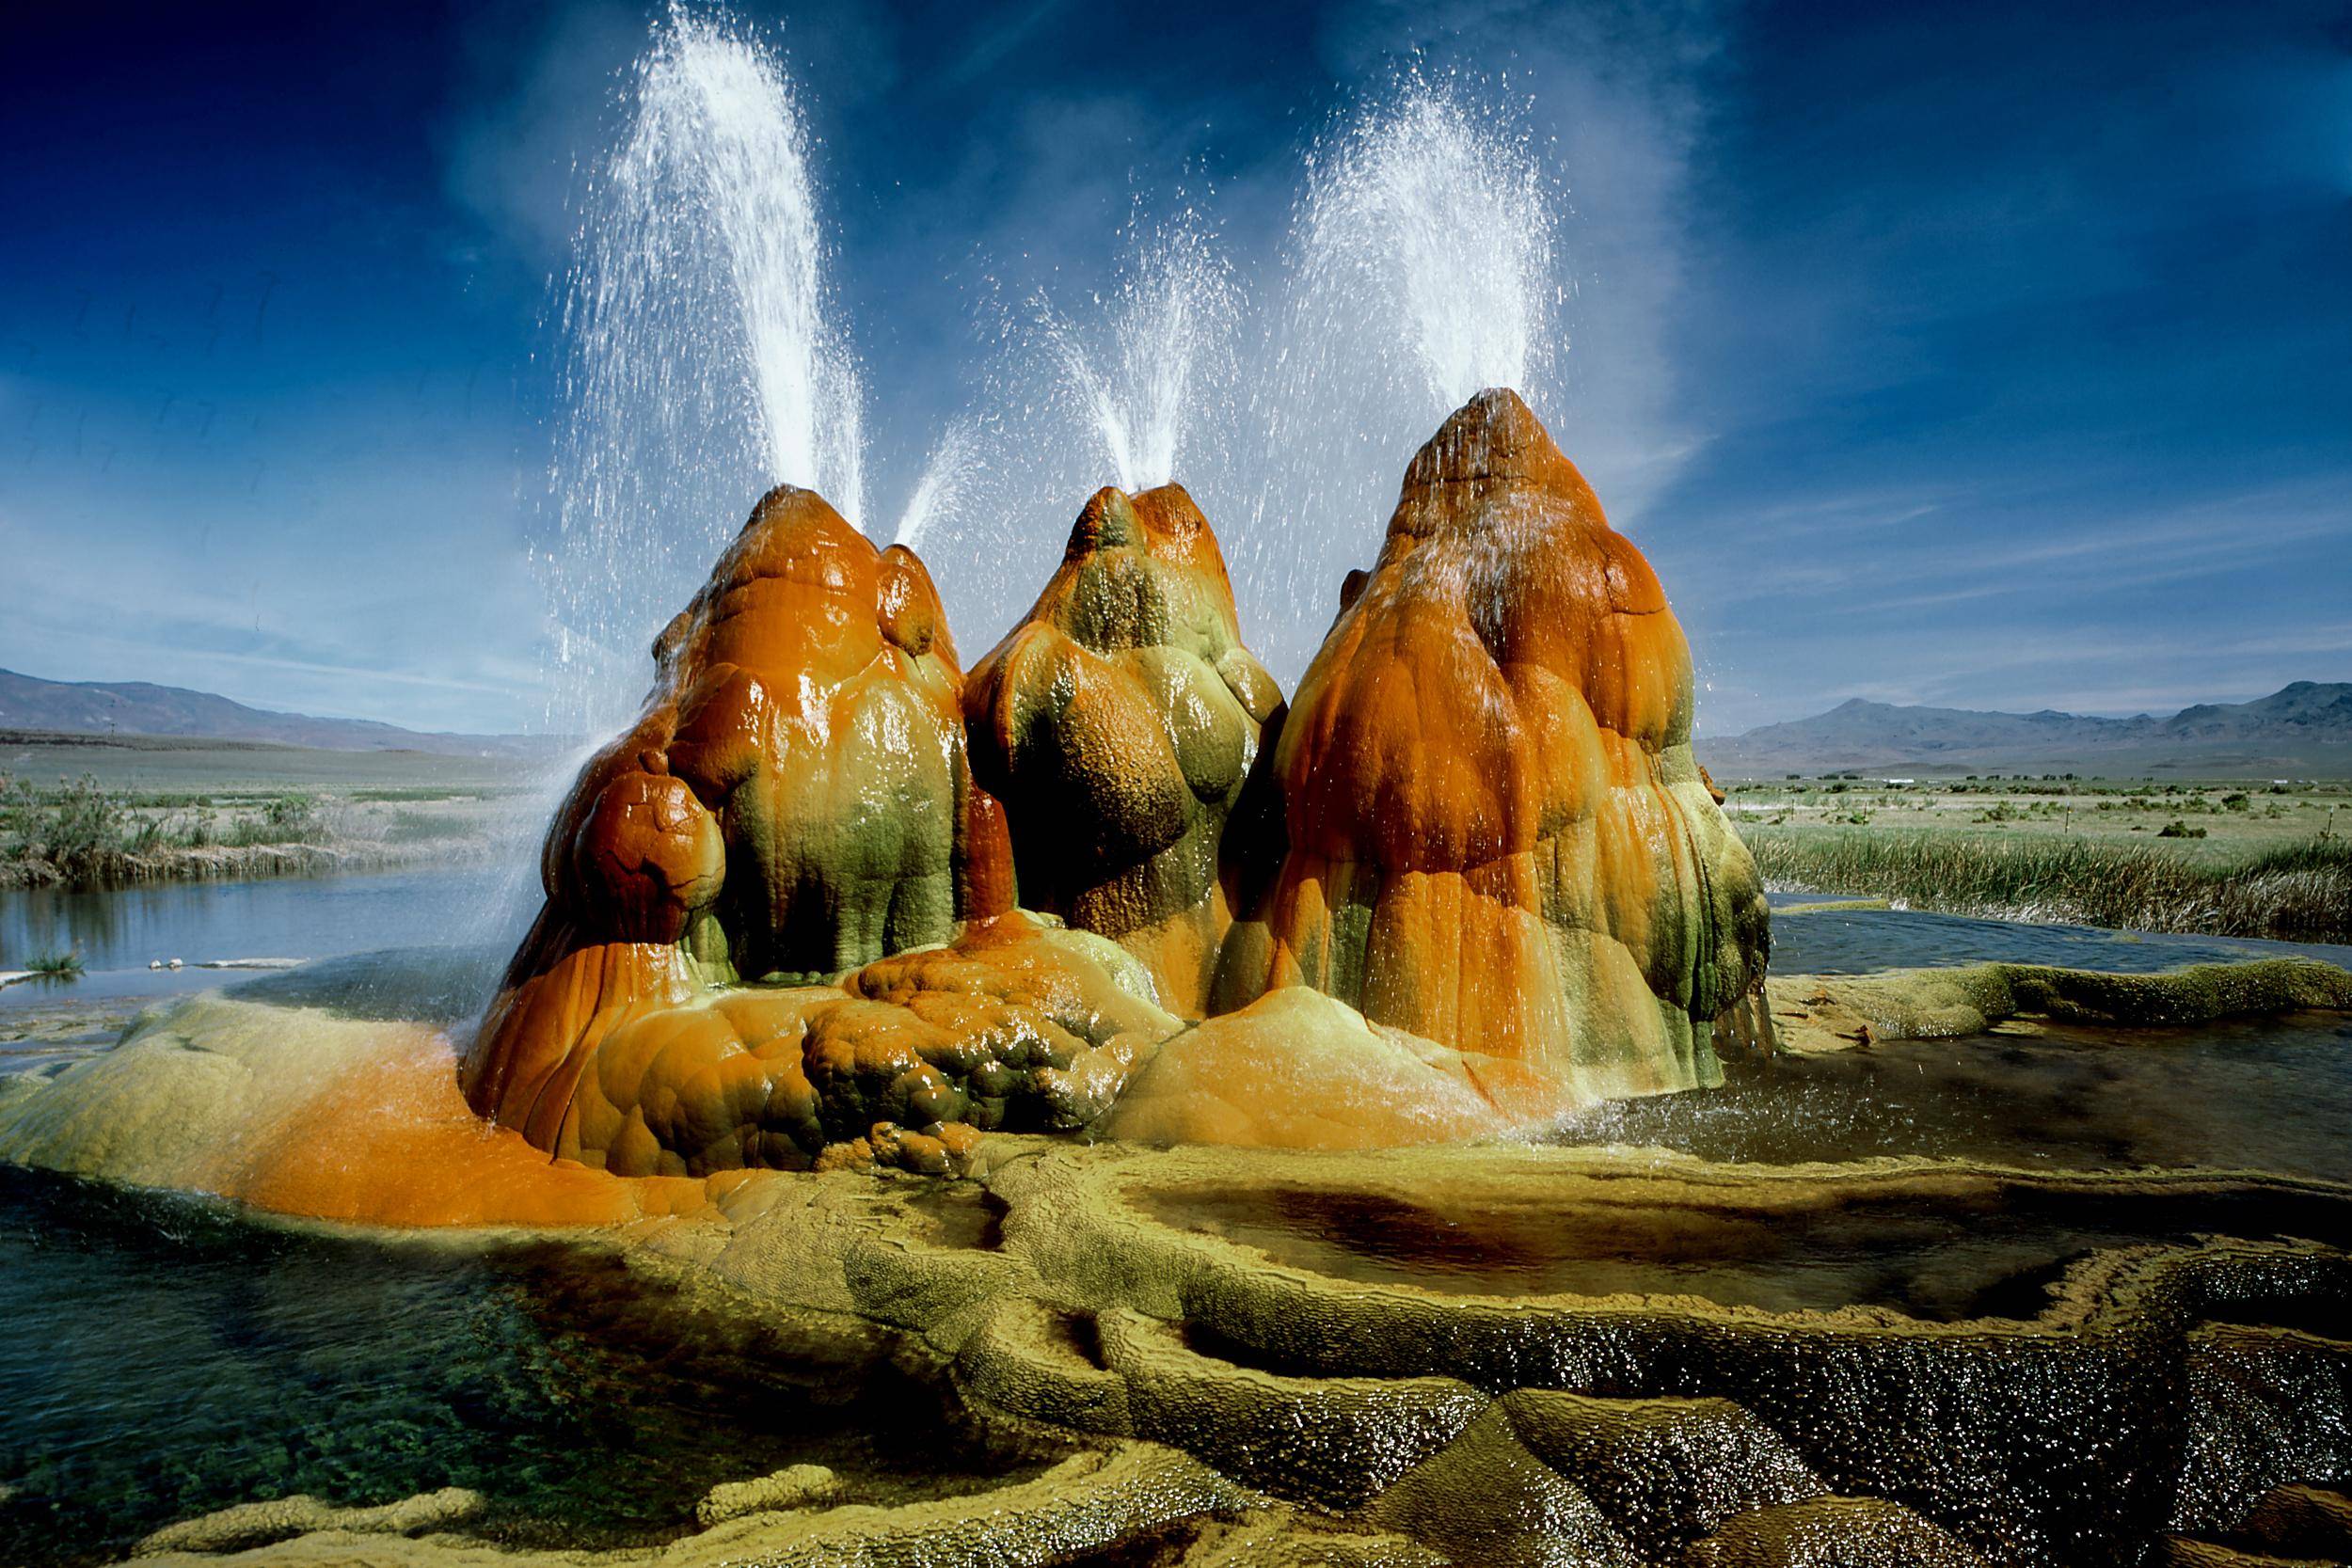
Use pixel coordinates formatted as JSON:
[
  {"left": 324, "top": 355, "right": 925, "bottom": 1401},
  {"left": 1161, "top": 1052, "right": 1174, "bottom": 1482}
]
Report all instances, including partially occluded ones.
[
  {"left": 1553, "top": 1011, "right": 2352, "bottom": 1181},
  {"left": 1146, "top": 1174, "right": 2352, "bottom": 1321},
  {"left": 0, "top": 1169, "right": 1037, "bottom": 1567}
]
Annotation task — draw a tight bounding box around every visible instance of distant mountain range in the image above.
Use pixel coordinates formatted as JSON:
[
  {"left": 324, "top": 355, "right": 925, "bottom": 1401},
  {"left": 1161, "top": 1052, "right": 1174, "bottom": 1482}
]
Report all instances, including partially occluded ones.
[
  {"left": 0, "top": 668, "right": 545, "bottom": 758},
  {"left": 6, "top": 665, "right": 2345, "bottom": 778},
  {"left": 1702, "top": 682, "right": 2352, "bottom": 778}
]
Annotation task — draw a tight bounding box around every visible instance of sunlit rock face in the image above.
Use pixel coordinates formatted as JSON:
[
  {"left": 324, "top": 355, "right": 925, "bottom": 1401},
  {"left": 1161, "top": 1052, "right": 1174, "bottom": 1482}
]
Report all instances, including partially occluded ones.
[
  {"left": 546, "top": 913, "right": 1177, "bottom": 1176},
  {"left": 964, "top": 483, "right": 1283, "bottom": 1018},
  {"left": 1212, "top": 388, "right": 1772, "bottom": 1101},
  {"left": 462, "top": 484, "right": 986, "bottom": 1148},
  {"left": 463, "top": 401, "right": 1764, "bottom": 1168}
]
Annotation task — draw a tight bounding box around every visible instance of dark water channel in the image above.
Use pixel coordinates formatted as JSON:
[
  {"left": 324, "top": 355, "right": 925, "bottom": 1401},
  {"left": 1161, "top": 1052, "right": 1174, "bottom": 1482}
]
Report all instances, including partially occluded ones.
[{"left": 0, "top": 1167, "right": 1040, "bottom": 1567}]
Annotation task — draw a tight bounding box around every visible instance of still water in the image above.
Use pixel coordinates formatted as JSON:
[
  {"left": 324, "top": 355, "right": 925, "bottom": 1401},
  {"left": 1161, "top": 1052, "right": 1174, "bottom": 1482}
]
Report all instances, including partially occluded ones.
[
  {"left": 1552, "top": 1012, "right": 2352, "bottom": 1181},
  {"left": 0, "top": 867, "right": 531, "bottom": 1012},
  {"left": 2, "top": 872, "right": 2344, "bottom": 1017},
  {"left": 1146, "top": 1172, "right": 2352, "bottom": 1322},
  {"left": 1763, "top": 890, "right": 2352, "bottom": 974},
  {"left": 0, "top": 1167, "right": 1041, "bottom": 1567}
]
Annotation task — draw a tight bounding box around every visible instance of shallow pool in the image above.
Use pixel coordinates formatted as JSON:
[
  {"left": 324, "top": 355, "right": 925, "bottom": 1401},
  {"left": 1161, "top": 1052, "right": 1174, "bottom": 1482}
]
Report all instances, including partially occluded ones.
[
  {"left": 1551, "top": 1011, "right": 2352, "bottom": 1181},
  {"left": 0, "top": 867, "right": 531, "bottom": 1013},
  {"left": 1142, "top": 1171, "right": 2352, "bottom": 1321},
  {"left": 0, "top": 1168, "right": 1041, "bottom": 1567}
]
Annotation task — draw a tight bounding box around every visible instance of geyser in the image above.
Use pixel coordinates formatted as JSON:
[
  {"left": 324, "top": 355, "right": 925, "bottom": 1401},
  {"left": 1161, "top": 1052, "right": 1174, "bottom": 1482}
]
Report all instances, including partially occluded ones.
[
  {"left": 1028, "top": 217, "right": 1239, "bottom": 495},
  {"left": 1212, "top": 389, "right": 1772, "bottom": 1104},
  {"left": 965, "top": 482, "right": 1282, "bottom": 1018},
  {"left": 543, "top": 9, "right": 865, "bottom": 740},
  {"left": 465, "top": 486, "right": 982, "bottom": 1154},
  {"left": 1235, "top": 78, "right": 1564, "bottom": 678},
  {"left": 1295, "top": 82, "right": 1556, "bottom": 410},
  {"left": 466, "top": 381, "right": 1767, "bottom": 1170}
]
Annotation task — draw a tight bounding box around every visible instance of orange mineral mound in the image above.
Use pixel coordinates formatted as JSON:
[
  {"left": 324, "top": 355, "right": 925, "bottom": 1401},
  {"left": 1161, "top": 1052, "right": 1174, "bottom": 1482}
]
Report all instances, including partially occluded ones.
[
  {"left": 550, "top": 912, "right": 1178, "bottom": 1176},
  {"left": 464, "top": 484, "right": 983, "bottom": 1147},
  {"left": 453, "top": 394, "right": 1762, "bottom": 1174},
  {"left": 0, "top": 996, "right": 711, "bottom": 1227},
  {"left": 964, "top": 483, "right": 1283, "bottom": 1017},
  {"left": 1211, "top": 388, "right": 1772, "bottom": 1102}
]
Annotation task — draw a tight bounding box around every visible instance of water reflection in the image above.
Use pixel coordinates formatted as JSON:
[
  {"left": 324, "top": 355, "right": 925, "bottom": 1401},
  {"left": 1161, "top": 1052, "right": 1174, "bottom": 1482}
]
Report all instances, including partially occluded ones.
[
  {"left": 0, "top": 869, "right": 530, "bottom": 1013},
  {"left": 1552, "top": 1013, "right": 2352, "bottom": 1181},
  {"left": 1148, "top": 1172, "right": 2352, "bottom": 1322},
  {"left": 0, "top": 1168, "right": 1046, "bottom": 1567}
]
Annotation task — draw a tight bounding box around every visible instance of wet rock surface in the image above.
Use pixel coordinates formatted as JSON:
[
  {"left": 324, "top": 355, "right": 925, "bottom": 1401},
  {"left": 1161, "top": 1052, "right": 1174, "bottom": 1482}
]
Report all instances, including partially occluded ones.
[
  {"left": 457, "top": 389, "right": 1793, "bottom": 1176},
  {"left": 1212, "top": 389, "right": 1772, "bottom": 1110},
  {"left": 965, "top": 483, "right": 1281, "bottom": 1018},
  {"left": 2, "top": 977, "right": 2349, "bottom": 1564},
  {"left": 462, "top": 484, "right": 980, "bottom": 1159}
]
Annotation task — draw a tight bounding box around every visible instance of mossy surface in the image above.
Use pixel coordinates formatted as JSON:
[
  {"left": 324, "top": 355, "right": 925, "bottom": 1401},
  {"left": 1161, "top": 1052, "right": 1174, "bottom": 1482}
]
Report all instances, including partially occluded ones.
[
  {"left": 7, "top": 954, "right": 2348, "bottom": 1565},
  {"left": 1766, "top": 957, "right": 2352, "bottom": 1053}
]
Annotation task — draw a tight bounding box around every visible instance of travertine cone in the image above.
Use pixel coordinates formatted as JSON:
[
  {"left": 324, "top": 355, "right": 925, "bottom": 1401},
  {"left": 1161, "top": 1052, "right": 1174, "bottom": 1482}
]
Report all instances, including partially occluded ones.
[
  {"left": 462, "top": 484, "right": 985, "bottom": 1144},
  {"left": 964, "top": 482, "right": 1284, "bottom": 1017},
  {"left": 1212, "top": 388, "right": 1772, "bottom": 1101}
]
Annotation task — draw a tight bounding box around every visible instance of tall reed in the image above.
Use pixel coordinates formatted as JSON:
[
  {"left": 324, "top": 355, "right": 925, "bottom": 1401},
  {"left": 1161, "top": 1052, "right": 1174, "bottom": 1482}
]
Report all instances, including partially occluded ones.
[{"left": 1744, "top": 829, "right": 2352, "bottom": 944}]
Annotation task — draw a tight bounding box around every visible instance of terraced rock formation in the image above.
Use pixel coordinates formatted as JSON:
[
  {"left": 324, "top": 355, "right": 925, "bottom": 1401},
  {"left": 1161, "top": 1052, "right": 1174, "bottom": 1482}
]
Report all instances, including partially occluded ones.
[
  {"left": 6, "top": 957, "right": 2349, "bottom": 1561},
  {"left": 104, "top": 1133, "right": 2352, "bottom": 1567}
]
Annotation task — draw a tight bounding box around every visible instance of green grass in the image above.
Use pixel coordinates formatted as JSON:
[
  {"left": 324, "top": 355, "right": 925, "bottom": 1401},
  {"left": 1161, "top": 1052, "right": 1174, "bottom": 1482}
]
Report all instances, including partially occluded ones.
[
  {"left": 1744, "top": 828, "right": 2352, "bottom": 944},
  {"left": 23, "top": 950, "right": 85, "bottom": 978},
  {"left": 347, "top": 787, "right": 499, "bottom": 803},
  {"left": 380, "top": 809, "right": 474, "bottom": 844},
  {"left": 2, "top": 774, "right": 330, "bottom": 886}
]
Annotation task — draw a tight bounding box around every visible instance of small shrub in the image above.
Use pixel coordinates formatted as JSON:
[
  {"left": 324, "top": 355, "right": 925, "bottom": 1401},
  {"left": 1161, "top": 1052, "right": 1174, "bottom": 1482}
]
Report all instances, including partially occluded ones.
[
  {"left": 2156, "top": 820, "right": 2206, "bottom": 839},
  {"left": 1, "top": 775, "right": 131, "bottom": 881},
  {"left": 225, "top": 794, "right": 322, "bottom": 847}
]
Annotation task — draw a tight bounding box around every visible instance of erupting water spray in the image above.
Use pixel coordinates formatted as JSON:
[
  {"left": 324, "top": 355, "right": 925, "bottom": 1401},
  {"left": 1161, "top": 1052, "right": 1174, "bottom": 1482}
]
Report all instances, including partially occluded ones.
[
  {"left": 1027, "top": 218, "right": 1240, "bottom": 494},
  {"left": 907, "top": 211, "right": 1244, "bottom": 651},
  {"left": 893, "top": 419, "right": 980, "bottom": 556},
  {"left": 1230, "top": 76, "right": 1565, "bottom": 679},
  {"left": 1299, "top": 83, "right": 1556, "bottom": 409},
  {"left": 543, "top": 8, "right": 864, "bottom": 743}
]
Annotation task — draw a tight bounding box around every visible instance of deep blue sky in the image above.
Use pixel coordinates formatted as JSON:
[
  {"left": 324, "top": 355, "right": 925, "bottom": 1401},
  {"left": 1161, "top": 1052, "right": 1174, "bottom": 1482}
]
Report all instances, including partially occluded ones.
[{"left": 2, "top": 0, "right": 2345, "bottom": 735}]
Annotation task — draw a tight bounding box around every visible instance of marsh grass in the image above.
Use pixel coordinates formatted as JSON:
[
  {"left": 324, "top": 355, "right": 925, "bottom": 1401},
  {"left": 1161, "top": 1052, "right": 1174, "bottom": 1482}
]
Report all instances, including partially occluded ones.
[
  {"left": 2, "top": 774, "right": 331, "bottom": 888},
  {"left": 24, "top": 950, "right": 85, "bottom": 978},
  {"left": 380, "top": 809, "right": 473, "bottom": 844},
  {"left": 1746, "top": 828, "right": 2352, "bottom": 944}
]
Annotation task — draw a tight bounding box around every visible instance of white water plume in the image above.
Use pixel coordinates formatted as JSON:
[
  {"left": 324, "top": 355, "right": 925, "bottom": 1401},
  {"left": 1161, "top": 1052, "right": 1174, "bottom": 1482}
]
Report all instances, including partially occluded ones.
[
  {"left": 895, "top": 214, "right": 1244, "bottom": 656},
  {"left": 540, "top": 8, "right": 864, "bottom": 742},
  {"left": 1030, "top": 218, "right": 1241, "bottom": 494},
  {"left": 1300, "top": 84, "right": 1556, "bottom": 409},
  {"left": 1229, "top": 78, "right": 1565, "bottom": 679},
  {"left": 893, "top": 420, "right": 980, "bottom": 556}
]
